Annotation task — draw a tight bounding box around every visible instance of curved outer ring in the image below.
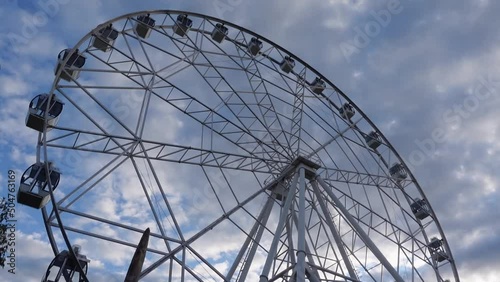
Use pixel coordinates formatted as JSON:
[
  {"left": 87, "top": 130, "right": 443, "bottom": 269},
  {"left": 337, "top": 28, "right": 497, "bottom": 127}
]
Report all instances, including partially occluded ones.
[{"left": 39, "top": 9, "right": 459, "bottom": 281}]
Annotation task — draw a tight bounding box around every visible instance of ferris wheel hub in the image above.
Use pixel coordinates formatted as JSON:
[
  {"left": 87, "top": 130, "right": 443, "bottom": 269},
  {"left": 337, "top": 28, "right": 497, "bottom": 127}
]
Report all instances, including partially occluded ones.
[{"left": 267, "top": 156, "right": 321, "bottom": 201}]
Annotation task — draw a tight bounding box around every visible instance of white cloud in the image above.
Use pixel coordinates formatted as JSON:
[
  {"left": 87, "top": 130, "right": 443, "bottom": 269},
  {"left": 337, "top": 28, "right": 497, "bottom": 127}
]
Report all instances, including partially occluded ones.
[{"left": 0, "top": 75, "right": 29, "bottom": 97}]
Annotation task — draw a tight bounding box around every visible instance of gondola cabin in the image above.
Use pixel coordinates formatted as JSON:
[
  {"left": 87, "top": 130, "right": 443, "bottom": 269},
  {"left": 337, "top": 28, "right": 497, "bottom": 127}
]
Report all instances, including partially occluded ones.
[
  {"left": 280, "top": 56, "right": 295, "bottom": 73},
  {"left": 428, "top": 237, "right": 449, "bottom": 262},
  {"left": 173, "top": 14, "right": 193, "bottom": 37},
  {"left": 247, "top": 37, "right": 263, "bottom": 56},
  {"left": 364, "top": 131, "right": 382, "bottom": 150},
  {"left": 211, "top": 23, "right": 228, "bottom": 43},
  {"left": 389, "top": 163, "right": 407, "bottom": 181},
  {"left": 42, "top": 245, "right": 90, "bottom": 282},
  {"left": 339, "top": 103, "right": 355, "bottom": 120},
  {"left": 91, "top": 24, "right": 119, "bottom": 52},
  {"left": 17, "top": 162, "right": 60, "bottom": 209},
  {"left": 432, "top": 251, "right": 450, "bottom": 262},
  {"left": 54, "top": 49, "right": 86, "bottom": 82},
  {"left": 428, "top": 237, "right": 442, "bottom": 249},
  {"left": 134, "top": 14, "right": 155, "bottom": 39},
  {"left": 25, "top": 94, "right": 63, "bottom": 132},
  {"left": 310, "top": 77, "right": 326, "bottom": 94},
  {"left": 410, "top": 198, "right": 431, "bottom": 220}
]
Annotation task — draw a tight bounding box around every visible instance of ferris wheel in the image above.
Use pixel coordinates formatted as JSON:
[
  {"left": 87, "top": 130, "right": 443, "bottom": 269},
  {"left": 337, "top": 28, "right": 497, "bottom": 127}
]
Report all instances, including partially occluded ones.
[{"left": 18, "top": 10, "right": 460, "bottom": 281}]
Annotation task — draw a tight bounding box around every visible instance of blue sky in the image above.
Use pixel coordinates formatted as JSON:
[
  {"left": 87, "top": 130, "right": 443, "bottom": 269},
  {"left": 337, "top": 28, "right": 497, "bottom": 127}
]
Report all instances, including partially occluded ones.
[{"left": 0, "top": 0, "right": 499, "bottom": 281}]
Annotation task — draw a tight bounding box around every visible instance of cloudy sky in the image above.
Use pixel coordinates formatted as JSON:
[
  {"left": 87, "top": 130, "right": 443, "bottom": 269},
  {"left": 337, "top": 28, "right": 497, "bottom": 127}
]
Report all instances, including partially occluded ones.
[{"left": 0, "top": 0, "right": 499, "bottom": 281}]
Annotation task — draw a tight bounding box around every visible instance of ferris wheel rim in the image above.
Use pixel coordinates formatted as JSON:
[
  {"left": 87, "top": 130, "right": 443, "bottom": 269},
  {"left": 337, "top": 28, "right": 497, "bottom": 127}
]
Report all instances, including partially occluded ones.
[{"left": 34, "top": 9, "right": 460, "bottom": 281}]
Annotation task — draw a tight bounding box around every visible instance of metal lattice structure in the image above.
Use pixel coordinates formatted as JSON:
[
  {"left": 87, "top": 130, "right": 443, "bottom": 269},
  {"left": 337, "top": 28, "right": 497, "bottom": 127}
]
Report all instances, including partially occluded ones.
[{"left": 27, "top": 10, "right": 459, "bottom": 281}]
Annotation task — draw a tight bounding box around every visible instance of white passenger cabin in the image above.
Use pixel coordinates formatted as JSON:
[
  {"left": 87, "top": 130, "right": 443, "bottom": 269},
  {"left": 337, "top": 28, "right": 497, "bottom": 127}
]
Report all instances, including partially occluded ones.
[
  {"left": 211, "top": 23, "right": 228, "bottom": 43},
  {"left": 410, "top": 198, "right": 431, "bottom": 220},
  {"left": 389, "top": 163, "right": 407, "bottom": 181},
  {"left": 247, "top": 37, "right": 263, "bottom": 56},
  {"left": 41, "top": 245, "right": 90, "bottom": 282},
  {"left": 17, "top": 162, "right": 60, "bottom": 209},
  {"left": 173, "top": 14, "right": 193, "bottom": 37},
  {"left": 428, "top": 237, "right": 449, "bottom": 262},
  {"left": 364, "top": 131, "right": 382, "bottom": 150},
  {"left": 280, "top": 56, "right": 295, "bottom": 73},
  {"left": 339, "top": 103, "right": 355, "bottom": 120},
  {"left": 92, "top": 24, "right": 119, "bottom": 52},
  {"left": 54, "top": 49, "right": 86, "bottom": 82},
  {"left": 310, "top": 77, "right": 326, "bottom": 94},
  {"left": 134, "top": 14, "right": 155, "bottom": 39},
  {"left": 25, "top": 94, "right": 63, "bottom": 132}
]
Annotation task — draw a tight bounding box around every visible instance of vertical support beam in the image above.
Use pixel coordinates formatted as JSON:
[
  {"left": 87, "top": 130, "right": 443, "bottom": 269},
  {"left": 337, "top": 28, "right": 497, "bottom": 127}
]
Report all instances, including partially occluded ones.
[
  {"left": 316, "top": 177, "right": 404, "bottom": 282},
  {"left": 168, "top": 259, "right": 173, "bottom": 282},
  {"left": 291, "top": 212, "right": 321, "bottom": 281},
  {"left": 296, "top": 167, "right": 306, "bottom": 282},
  {"left": 290, "top": 67, "right": 306, "bottom": 155},
  {"left": 311, "top": 181, "right": 358, "bottom": 280},
  {"left": 285, "top": 220, "right": 296, "bottom": 266},
  {"left": 226, "top": 197, "right": 264, "bottom": 280},
  {"left": 260, "top": 173, "right": 299, "bottom": 282},
  {"left": 181, "top": 247, "right": 186, "bottom": 281},
  {"left": 229, "top": 194, "right": 274, "bottom": 282}
]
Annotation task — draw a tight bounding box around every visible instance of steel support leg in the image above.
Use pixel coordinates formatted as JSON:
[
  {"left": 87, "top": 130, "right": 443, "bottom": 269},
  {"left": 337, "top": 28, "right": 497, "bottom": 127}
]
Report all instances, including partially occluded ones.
[
  {"left": 296, "top": 167, "right": 306, "bottom": 282},
  {"left": 259, "top": 173, "right": 299, "bottom": 282},
  {"left": 316, "top": 177, "right": 404, "bottom": 282},
  {"left": 291, "top": 212, "right": 321, "bottom": 281},
  {"left": 232, "top": 194, "right": 275, "bottom": 282},
  {"left": 311, "top": 181, "right": 358, "bottom": 280},
  {"left": 286, "top": 220, "right": 297, "bottom": 266}
]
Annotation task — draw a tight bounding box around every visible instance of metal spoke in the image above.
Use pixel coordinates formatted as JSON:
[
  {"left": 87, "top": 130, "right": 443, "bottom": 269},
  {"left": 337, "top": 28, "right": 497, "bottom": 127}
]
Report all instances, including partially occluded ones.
[{"left": 45, "top": 127, "right": 283, "bottom": 172}]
